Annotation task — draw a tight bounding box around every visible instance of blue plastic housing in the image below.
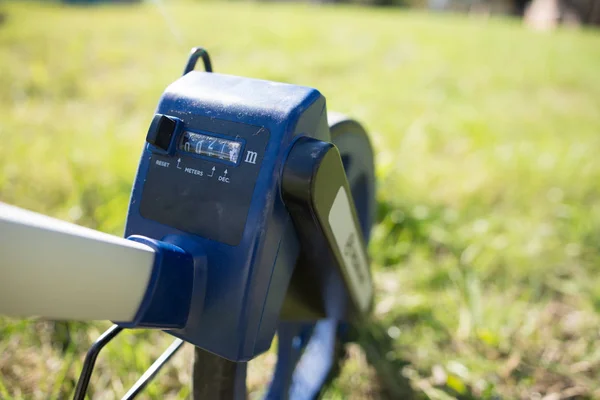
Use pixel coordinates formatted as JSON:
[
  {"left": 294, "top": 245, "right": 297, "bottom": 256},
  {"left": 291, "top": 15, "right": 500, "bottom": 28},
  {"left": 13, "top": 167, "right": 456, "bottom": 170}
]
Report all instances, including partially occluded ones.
[{"left": 125, "top": 71, "right": 330, "bottom": 361}]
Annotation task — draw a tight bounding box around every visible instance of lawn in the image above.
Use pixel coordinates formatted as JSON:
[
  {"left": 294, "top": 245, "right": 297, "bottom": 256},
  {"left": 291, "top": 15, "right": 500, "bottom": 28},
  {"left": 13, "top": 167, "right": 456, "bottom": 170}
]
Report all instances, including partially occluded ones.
[{"left": 1, "top": 1, "right": 600, "bottom": 399}]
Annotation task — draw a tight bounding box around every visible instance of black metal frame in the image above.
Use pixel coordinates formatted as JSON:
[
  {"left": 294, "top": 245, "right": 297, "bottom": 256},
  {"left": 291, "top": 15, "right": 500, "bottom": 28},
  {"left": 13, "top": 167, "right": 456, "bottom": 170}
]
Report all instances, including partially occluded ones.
[
  {"left": 183, "top": 47, "right": 213, "bottom": 75},
  {"left": 72, "top": 325, "right": 183, "bottom": 400}
]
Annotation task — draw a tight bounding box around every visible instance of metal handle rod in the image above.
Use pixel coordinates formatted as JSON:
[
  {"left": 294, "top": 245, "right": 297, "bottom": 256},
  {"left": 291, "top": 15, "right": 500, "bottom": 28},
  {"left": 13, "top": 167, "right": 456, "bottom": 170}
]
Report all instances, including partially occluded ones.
[
  {"left": 72, "top": 327, "right": 184, "bottom": 400},
  {"left": 73, "top": 324, "right": 124, "bottom": 400},
  {"left": 183, "top": 47, "right": 213, "bottom": 75},
  {"left": 122, "top": 338, "right": 185, "bottom": 400},
  {"left": 0, "top": 202, "right": 156, "bottom": 322}
]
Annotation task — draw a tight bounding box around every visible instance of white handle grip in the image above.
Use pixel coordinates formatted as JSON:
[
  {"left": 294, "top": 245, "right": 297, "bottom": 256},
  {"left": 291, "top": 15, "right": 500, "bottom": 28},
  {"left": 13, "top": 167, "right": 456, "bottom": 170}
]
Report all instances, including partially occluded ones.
[{"left": 0, "top": 202, "right": 155, "bottom": 322}]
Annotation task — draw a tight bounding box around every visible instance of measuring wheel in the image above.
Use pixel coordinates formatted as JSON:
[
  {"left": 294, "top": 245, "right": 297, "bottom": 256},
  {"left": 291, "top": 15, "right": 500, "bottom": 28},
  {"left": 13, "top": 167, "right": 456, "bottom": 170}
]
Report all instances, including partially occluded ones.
[{"left": 0, "top": 47, "right": 378, "bottom": 400}]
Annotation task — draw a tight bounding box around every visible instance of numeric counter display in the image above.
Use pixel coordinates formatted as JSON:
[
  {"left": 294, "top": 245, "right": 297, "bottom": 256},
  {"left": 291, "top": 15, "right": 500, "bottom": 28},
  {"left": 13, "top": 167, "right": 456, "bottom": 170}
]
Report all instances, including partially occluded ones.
[{"left": 179, "top": 131, "right": 242, "bottom": 164}]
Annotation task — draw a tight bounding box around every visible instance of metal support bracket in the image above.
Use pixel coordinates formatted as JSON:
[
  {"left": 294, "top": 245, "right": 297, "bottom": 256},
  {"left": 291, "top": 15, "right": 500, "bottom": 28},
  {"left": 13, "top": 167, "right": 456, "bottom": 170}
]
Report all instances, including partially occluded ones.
[{"left": 72, "top": 325, "right": 183, "bottom": 400}]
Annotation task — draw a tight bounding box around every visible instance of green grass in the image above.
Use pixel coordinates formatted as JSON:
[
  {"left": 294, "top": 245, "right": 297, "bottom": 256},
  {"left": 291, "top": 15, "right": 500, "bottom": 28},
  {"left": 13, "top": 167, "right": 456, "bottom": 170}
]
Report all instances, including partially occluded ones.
[{"left": 1, "top": 1, "right": 600, "bottom": 398}]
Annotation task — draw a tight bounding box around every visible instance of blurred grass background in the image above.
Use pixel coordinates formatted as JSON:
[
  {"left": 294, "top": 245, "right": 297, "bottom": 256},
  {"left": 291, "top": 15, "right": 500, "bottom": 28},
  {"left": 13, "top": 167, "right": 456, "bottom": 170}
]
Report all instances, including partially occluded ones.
[{"left": 1, "top": 1, "right": 600, "bottom": 399}]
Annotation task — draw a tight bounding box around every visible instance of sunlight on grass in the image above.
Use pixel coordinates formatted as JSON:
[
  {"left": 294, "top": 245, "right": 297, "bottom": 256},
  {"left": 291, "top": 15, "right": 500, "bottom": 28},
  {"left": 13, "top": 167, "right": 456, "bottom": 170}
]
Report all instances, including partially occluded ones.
[{"left": 1, "top": 1, "right": 600, "bottom": 398}]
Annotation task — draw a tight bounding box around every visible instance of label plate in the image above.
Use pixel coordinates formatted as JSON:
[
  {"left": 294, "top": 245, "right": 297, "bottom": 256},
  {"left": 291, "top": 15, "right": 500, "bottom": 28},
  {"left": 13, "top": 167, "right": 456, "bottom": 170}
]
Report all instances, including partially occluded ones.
[{"left": 328, "top": 186, "right": 372, "bottom": 312}]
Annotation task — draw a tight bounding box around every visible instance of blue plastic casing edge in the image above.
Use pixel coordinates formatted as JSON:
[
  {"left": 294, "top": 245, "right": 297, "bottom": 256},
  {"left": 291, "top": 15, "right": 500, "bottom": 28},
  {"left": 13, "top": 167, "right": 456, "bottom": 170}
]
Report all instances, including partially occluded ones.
[{"left": 116, "top": 236, "right": 195, "bottom": 329}]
